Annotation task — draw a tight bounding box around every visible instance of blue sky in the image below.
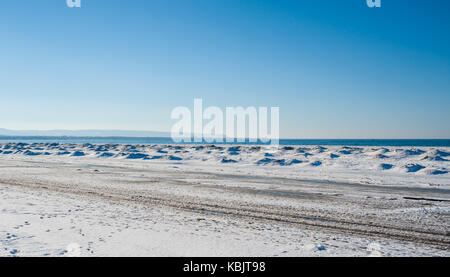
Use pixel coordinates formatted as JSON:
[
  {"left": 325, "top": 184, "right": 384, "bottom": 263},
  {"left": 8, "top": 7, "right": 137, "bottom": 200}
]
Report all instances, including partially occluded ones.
[{"left": 0, "top": 0, "right": 449, "bottom": 138}]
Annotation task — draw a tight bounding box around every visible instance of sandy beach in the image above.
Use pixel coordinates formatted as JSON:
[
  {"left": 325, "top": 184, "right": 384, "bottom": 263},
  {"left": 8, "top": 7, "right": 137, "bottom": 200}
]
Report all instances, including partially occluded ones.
[{"left": 0, "top": 143, "right": 449, "bottom": 256}]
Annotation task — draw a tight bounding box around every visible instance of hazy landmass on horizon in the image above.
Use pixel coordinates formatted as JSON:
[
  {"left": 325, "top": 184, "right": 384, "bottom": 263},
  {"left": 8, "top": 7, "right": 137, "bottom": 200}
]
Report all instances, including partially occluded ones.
[{"left": 0, "top": 128, "right": 170, "bottom": 138}]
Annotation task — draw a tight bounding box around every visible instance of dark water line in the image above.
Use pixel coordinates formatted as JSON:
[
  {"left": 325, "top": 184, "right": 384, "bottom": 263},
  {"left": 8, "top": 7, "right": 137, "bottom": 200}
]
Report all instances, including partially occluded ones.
[{"left": 0, "top": 136, "right": 449, "bottom": 147}]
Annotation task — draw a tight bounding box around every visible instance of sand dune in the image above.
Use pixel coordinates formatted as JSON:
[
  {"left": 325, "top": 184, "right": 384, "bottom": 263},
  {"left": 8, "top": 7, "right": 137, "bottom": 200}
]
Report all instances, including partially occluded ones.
[{"left": 0, "top": 143, "right": 449, "bottom": 188}]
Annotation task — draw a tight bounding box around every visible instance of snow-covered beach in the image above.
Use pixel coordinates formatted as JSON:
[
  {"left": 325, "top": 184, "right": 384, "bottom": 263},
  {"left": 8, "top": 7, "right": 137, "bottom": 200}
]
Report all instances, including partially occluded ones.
[{"left": 1, "top": 143, "right": 449, "bottom": 256}]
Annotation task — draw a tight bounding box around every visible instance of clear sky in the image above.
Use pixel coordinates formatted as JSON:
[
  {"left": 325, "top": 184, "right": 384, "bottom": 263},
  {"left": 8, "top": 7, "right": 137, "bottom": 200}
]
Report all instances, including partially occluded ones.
[{"left": 1, "top": 0, "right": 449, "bottom": 138}]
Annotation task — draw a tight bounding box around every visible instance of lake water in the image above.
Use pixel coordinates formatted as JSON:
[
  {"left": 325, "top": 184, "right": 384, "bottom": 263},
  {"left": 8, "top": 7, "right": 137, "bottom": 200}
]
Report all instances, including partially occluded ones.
[{"left": 0, "top": 136, "right": 449, "bottom": 147}]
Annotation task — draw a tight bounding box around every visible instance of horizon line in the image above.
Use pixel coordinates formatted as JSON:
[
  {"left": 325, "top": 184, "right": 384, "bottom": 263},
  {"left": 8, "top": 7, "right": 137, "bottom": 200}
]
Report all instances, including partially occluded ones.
[{"left": 0, "top": 135, "right": 449, "bottom": 140}]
